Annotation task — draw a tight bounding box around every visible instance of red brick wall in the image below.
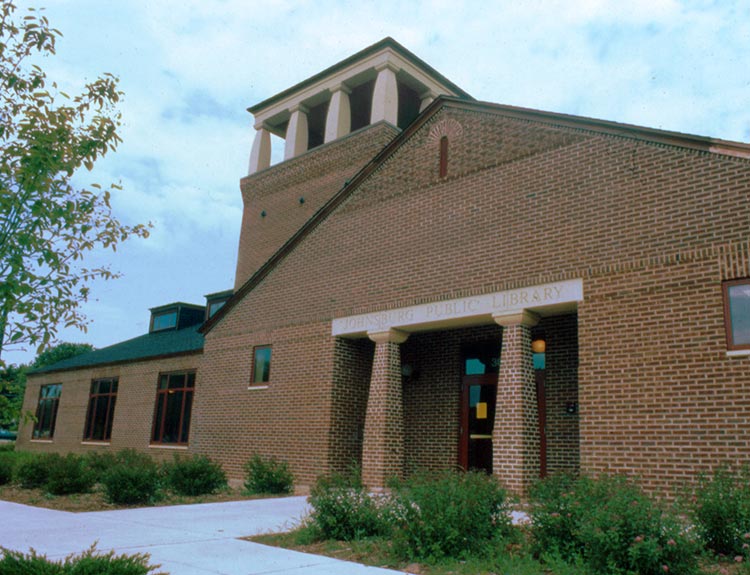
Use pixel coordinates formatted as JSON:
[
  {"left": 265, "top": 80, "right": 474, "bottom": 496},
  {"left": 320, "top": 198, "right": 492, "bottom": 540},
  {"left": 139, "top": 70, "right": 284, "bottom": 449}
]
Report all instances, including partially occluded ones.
[
  {"left": 205, "top": 102, "right": 749, "bottom": 493},
  {"left": 234, "top": 122, "right": 399, "bottom": 288},
  {"left": 17, "top": 354, "right": 202, "bottom": 463}
]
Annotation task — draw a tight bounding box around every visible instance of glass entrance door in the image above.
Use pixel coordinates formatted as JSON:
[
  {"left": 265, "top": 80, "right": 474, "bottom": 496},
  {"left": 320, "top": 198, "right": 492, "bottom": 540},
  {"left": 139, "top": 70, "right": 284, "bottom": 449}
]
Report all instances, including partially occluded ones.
[{"left": 459, "top": 342, "right": 500, "bottom": 473}]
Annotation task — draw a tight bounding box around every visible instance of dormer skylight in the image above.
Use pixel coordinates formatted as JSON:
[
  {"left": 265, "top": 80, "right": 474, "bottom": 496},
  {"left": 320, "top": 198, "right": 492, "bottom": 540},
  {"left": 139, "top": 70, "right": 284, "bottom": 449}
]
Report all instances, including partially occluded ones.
[{"left": 149, "top": 303, "right": 206, "bottom": 333}]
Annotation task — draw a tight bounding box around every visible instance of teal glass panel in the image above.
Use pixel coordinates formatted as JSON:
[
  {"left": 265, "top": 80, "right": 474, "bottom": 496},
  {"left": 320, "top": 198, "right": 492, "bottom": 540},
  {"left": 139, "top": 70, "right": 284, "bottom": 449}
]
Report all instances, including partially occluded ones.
[{"left": 533, "top": 353, "right": 546, "bottom": 370}]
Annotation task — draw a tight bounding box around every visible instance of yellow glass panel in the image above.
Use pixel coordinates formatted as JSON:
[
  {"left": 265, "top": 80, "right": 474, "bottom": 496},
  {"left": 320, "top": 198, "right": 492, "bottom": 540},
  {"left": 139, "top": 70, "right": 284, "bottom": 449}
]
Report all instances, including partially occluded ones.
[{"left": 476, "top": 402, "right": 487, "bottom": 419}]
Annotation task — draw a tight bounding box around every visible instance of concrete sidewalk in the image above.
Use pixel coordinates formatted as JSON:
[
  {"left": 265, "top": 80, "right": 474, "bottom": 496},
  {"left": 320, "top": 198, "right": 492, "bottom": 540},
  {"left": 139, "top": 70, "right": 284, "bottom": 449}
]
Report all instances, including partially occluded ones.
[{"left": 0, "top": 497, "right": 404, "bottom": 575}]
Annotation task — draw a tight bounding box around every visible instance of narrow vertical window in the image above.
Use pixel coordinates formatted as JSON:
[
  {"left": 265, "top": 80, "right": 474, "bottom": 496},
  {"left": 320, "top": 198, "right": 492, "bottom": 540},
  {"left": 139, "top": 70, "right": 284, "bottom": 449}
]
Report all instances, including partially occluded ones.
[
  {"left": 251, "top": 345, "right": 272, "bottom": 385},
  {"left": 32, "top": 384, "right": 62, "bottom": 439},
  {"left": 724, "top": 279, "right": 750, "bottom": 350},
  {"left": 151, "top": 371, "right": 195, "bottom": 445},
  {"left": 83, "top": 377, "right": 118, "bottom": 441},
  {"left": 439, "top": 135, "right": 449, "bottom": 178}
]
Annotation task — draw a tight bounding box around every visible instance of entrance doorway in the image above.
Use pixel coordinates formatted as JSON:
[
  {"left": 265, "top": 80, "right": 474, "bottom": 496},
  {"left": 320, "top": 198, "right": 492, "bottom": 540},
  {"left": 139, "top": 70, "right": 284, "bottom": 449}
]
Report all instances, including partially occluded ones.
[{"left": 459, "top": 342, "right": 500, "bottom": 473}]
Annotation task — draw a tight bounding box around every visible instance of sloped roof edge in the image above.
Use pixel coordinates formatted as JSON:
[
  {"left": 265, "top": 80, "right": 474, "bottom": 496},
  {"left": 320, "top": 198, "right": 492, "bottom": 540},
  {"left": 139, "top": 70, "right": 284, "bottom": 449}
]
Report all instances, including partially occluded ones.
[
  {"left": 203, "top": 96, "right": 750, "bottom": 335},
  {"left": 247, "top": 37, "right": 473, "bottom": 114}
]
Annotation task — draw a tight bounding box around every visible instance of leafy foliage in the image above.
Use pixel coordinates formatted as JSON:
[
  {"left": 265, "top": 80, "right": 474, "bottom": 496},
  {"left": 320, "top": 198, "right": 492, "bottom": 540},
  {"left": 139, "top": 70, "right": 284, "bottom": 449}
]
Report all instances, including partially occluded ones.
[
  {"left": 101, "top": 450, "right": 161, "bottom": 505},
  {"left": 0, "top": 450, "right": 14, "bottom": 484},
  {"left": 307, "top": 468, "right": 386, "bottom": 541},
  {"left": 0, "top": 0, "right": 149, "bottom": 362},
  {"left": 529, "top": 474, "right": 701, "bottom": 575},
  {"left": 13, "top": 451, "right": 51, "bottom": 488},
  {"left": 389, "top": 470, "right": 513, "bottom": 562},
  {"left": 162, "top": 454, "right": 227, "bottom": 496},
  {"left": 243, "top": 454, "right": 294, "bottom": 495},
  {"left": 44, "top": 453, "right": 95, "bottom": 495},
  {"left": 0, "top": 545, "right": 165, "bottom": 574},
  {"left": 691, "top": 465, "right": 750, "bottom": 557}
]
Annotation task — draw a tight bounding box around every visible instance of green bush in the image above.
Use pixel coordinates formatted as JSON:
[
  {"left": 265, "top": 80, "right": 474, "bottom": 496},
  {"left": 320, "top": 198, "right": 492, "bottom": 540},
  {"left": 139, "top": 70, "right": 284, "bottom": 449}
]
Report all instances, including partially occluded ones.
[
  {"left": 389, "top": 470, "right": 513, "bottom": 562},
  {"left": 308, "top": 468, "right": 386, "bottom": 541},
  {"left": 83, "top": 450, "right": 119, "bottom": 482},
  {"left": 163, "top": 454, "right": 227, "bottom": 496},
  {"left": 244, "top": 454, "right": 294, "bottom": 495},
  {"left": 0, "top": 545, "right": 165, "bottom": 574},
  {"left": 101, "top": 451, "right": 161, "bottom": 505},
  {"left": 692, "top": 465, "right": 750, "bottom": 557},
  {"left": 529, "top": 474, "right": 700, "bottom": 575},
  {"left": 0, "top": 452, "right": 15, "bottom": 485},
  {"left": 0, "top": 443, "right": 14, "bottom": 452},
  {"left": 13, "top": 452, "right": 53, "bottom": 489},
  {"left": 45, "top": 453, "right": 96, "bottom": 495}
]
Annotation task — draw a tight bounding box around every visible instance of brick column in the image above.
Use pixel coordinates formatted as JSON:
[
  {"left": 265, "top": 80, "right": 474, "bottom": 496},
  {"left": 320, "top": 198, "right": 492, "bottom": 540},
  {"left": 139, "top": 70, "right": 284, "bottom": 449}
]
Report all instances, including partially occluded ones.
[
  {"left": 362, "top": 328, "right": 408, "bottom": 488},
  {"left": 492, "top": 311, "right": 540, "bottom": 494}
]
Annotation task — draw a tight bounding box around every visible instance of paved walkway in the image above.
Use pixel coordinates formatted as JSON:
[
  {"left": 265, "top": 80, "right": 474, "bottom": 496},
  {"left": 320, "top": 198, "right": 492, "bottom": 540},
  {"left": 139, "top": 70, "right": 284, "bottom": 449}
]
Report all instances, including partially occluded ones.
[{"left": 0, "top": 497, "right": 404, "bottom": 575}]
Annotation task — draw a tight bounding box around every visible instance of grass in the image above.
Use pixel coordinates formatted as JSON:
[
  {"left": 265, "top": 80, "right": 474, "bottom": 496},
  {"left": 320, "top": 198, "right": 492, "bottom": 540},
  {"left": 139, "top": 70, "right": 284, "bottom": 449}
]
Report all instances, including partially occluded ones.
[{"left": 0, "top": 482, "right": 266, "bottom": 512}]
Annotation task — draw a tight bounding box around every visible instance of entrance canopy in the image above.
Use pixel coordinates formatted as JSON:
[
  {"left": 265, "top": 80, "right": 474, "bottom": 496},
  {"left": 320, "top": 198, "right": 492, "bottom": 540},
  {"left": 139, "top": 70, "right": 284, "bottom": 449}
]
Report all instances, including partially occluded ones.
[{"left": 332, "top": 279, "right": 583, "bottom": 338}]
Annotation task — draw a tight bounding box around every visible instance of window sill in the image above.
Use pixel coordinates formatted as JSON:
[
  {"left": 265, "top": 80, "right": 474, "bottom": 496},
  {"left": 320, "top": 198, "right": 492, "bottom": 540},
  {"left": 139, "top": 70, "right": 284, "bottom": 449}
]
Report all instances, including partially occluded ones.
[
  {"left": 726, "top": 349, "right": 750, "bottom": 358},
  {"left": 149, "top": 444, "right": 188, "bottom": 450},
  {"left": 247, "top": 385, "right": 269, "bottom": 391},
  {"left": 30, "top": 439, "right": 53, "bottom": 443},
  {"left": 81, "top": 441, "right": 111, "bottom": 446}
]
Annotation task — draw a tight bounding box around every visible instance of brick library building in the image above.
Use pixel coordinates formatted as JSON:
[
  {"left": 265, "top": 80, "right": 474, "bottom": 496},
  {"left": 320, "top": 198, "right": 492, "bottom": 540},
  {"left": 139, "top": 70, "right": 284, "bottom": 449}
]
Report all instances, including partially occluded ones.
[{"left": 18, "top": 38, "right": 750, "bottom": 495}]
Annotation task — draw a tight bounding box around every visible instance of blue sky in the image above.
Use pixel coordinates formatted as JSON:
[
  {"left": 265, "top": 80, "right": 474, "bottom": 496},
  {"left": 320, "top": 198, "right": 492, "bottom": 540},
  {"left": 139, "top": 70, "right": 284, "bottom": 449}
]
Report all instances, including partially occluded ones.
[{"left": 5, "top": 0, "right": 750, "bottom": 365}]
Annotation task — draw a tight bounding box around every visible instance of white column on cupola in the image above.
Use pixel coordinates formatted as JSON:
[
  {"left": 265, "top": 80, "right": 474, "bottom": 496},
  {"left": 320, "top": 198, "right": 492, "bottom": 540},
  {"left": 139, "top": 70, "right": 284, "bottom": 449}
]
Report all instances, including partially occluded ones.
[
  {"left": 284, "top": 104, "right": 309, "bottom": 160},
  {"left": 419, "top": 90, "right": 437, "bottom": 112},
  {"left": 247, "top": 125, "right": 272, "bottom": 175},
  {"left": 324, "top": 84, "right": 352, "bottom": 143},
  {"left": 371, "top": 62, "right": 399, "bottom": 126}
]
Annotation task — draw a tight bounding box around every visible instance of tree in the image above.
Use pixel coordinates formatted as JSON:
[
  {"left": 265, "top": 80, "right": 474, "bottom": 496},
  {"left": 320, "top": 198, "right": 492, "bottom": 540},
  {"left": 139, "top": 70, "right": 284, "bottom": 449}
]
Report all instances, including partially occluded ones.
[
  {"left": 0, "top": 341, "right": 93, "bottom": 429},
  {"left": 0, "top": 1, "right": 149, "bottom": 363}
]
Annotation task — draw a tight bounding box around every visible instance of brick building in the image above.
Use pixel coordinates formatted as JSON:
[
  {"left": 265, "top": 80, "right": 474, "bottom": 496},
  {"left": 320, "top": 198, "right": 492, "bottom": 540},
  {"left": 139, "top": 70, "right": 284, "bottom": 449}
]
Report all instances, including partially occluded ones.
[{"left": 18, "top": 38, "right": 750, "bottom": 495}]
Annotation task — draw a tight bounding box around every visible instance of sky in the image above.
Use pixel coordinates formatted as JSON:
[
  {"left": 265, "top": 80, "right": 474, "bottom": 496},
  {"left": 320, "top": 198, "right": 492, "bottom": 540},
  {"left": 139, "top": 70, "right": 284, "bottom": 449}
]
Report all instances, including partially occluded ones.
[{"left": 5, "top": 0, "right": 750, "bottom": 365}]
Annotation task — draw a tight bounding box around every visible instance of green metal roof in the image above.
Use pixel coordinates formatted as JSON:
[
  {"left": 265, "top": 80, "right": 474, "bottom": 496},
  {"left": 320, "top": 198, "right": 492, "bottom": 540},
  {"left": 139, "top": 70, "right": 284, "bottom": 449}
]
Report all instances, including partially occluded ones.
[{"left": 30, "top": 325, "right": 204, "bottom": 375}]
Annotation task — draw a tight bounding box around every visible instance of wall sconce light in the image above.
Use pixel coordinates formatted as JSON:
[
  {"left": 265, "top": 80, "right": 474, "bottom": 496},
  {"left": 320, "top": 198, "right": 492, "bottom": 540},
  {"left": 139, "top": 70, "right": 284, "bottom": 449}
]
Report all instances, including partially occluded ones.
[
  {"left": 260, "top": 210, "right": 267, "bottom": 218},
  {"left": 565, "top": 402, "right": 578, "bottom": 415},
  {"left": 299, "top": 197, "right": 305, "bottom": 205},
  {"left": 531, "top": 337, "right": 546, "bottom": 354}
]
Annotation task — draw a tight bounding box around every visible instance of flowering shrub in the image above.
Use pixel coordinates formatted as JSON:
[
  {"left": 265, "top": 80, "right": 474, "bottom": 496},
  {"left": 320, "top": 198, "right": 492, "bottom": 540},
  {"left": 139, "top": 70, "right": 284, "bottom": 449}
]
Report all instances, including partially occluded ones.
[
  {"left": 529, "top": 474, "right": 700, "bottom": 575},
  {"left": 308, "top": 468, "right": 386, "bottom": 541},
  {"left": 692, "top": 466, "right": 750, "bottom": 557},
  {"left": 389, "top": 470, "right": 513, "bottom": 562}
]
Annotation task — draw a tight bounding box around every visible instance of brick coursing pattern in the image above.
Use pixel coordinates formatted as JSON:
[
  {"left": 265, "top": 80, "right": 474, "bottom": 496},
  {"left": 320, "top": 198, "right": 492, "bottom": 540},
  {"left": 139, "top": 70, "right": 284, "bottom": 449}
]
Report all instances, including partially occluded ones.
[{"left": 204, "top": 102, "right": 749, "bottom": 494}]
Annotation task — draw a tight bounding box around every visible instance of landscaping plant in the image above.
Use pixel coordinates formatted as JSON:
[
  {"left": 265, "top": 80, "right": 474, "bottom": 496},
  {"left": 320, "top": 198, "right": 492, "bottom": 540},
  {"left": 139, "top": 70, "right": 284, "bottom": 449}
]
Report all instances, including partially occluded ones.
[
  {"left": 0, "top": 545, "right": 165, "bottom": 574},
  {"left": 529, "top": 473, "right": 701, "bottom": 575},
  {"left": 163, "top": 454, "right": 227, "bottom": 496},
  {"left": 13, "top": 452, "right": 53, "bottom": 489},
  {"left": 692, "top": 465, "right": 750, "bottom": 558},
  {"left": 389, "top": 470, "right": 513, "bottom": 562},
  {"left": 101, "top": 450, "right": 161, "bottom": 505},
  {"left": 0, "top": 451, "right": 14, "bottom": 485},
  {"left": 243, "top": 454, "right": 294, "bottom": 495},
  {"left": 307, "top": 467, "right": 386, "bottom": 541},
  {"left": 44, "top": 453, "right": 96, "bottom": 496}
]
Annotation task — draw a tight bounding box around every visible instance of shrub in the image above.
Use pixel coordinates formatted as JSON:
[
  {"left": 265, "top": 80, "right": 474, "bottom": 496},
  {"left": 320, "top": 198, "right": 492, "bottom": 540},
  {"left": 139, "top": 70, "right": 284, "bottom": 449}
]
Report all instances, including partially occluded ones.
[
  {"left": 0, "top": 452, "right": 15, "bottom": 485},
  {"left": 45, "top": 453, "right": 96, "bottom": 495},
  {"left": 244, "top": 454, "right": 293, "bottom": 495},
  {"left": 0, "top": 545, "right": 165, "bottom": 574},
  {"left": 163, "top": 454, "right": 227, "bottom": 496},
  {"left": 389, "top": 470, "right": 513, "bottom": 562},
  {"left": 83, "top": 450, "right": 119, "bottom": 482},
  {"left": 101, "top": 451, "right": 161, "bottom": 505},
  {"left": 692, "top": 465, "right": 750, "bottom": 557},
  {"left": 13, "top": 452, "right": 53, "bottom": 489},
  {"left": 529, "top": 474, "right": 700, "bottom": 575},
  {"left": 307, "top": 468, "right": 386, "bottom": 541},
  {"left": 0, "top": 443, "right": 14, "bottom": 452}
]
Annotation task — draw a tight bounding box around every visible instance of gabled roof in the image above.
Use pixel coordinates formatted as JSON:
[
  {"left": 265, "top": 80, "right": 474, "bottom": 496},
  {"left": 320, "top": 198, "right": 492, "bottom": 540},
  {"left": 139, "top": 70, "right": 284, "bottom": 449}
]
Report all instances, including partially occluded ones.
[
  {"left": 30, "top": 325, "right": 203, "bottom": 375},
  {"left": 203, "top": 96, "right": 750, "bottom": 335}
]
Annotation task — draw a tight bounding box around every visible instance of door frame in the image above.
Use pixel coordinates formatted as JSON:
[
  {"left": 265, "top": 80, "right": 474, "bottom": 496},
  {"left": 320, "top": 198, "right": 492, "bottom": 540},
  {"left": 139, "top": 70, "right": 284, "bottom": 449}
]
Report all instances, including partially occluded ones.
[{"left": 458, "top": 373, "right": 498, "bottom": 471}]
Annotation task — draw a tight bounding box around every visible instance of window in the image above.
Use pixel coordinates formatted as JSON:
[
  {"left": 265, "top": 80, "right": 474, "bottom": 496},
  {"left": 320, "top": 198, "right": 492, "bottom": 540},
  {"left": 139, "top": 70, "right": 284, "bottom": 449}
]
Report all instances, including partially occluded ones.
[
  {"left": 32, "top": 384, "right": 61, "bottom": 439},
  {"left": 207, "top": 300, "right": 226, "bottom": 318},
  {"left": 83, "top": 378, "right": 118, "bottom": 442},
  {"left": 151, "top": 311, "right": 177, "bottom": 331},
  {"left": 151, "top": 372, "right": 195, "bottom": 445},
  {"left": 251, "top": 346, "right": 272, "bottom": 385},
  {"left": 724, "top": 279, "right": 750, "bottom": 350}
]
